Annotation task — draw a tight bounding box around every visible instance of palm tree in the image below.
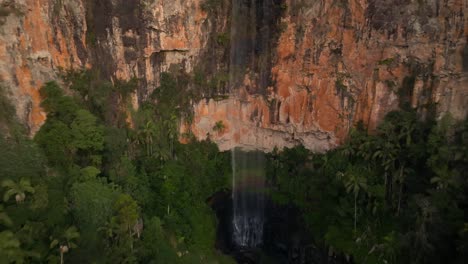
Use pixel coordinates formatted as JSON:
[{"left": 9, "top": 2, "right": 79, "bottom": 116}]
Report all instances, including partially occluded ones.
[
  {"left": 2, "top": 178, "right": 35, "bottom": 204},
  {"left": 339, "top": 166, "right": 368, "bottom": 232},
  {"left": 396, "top": 164, "right": 411, "bottom": 215},
  {"left": 356, "top": 137, "right": 374, "bottom": 162},
  {"left": 394, "top": 112, "right": 415, "bottom": 215},
  {"left": 412, "top": 196, "right": 436, "bottom": 263},
  {"left": 430, "top": 165, "right": 455, "bottom": 190},
  {"left": 126, "top": 129, "right": 139, "bottom": 158},
  {"left": 164, "top": 114, "right": 178, "bottom": 158},
  {"left": 340, "top": 141, "right": 355, "bottom": 157},
  {"left": 50, "top": 226, "right": 80, "bottom": 264},
  {"left": 98, "top": 217, "right": 120, "bottom": 249},
  {"left": 372, "top": 138, "right": 399, "bottom": 205},
  {"left": 370, "top": 231, "right": 399, "bottom": 263},
  {"left": 399, "top": 112, "right": 416, "bottom": 146},
  {"left": 138, "top": 121, "right": 156, "bottom": 156}
]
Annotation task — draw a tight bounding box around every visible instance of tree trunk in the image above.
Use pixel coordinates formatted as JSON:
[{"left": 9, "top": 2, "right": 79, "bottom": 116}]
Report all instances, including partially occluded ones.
[
  {"left": 397, "top": 165, "right": 404, "bottom": 216},
  {"left": 354, "top": 193, "right": 357, "bottom": 232},
  {"left": 389, "top": 173, "right": 393, "bottom": 206},
  {"left": 150, "top": 139, "right": 153, "bottom": 156},
  {"left": 146, "top": 136, "right": 150, "bottom": 156},
  {"left": 170, "top": 137, "right": 173, "bottom": 159},
  {"left": 129, "top": 228, "right": 134, "bottom": 252},
  {"left": 384, "top": 171, "right": 388, "bottom": 203},
  {"left": 397, "top": 182, "right": 403, "bottom": 216},
  {"left": 385, "top": 170, "right": 394, "bottom": 208}
]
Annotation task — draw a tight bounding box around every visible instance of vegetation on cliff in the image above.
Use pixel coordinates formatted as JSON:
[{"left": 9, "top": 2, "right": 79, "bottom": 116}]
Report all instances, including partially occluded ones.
[{"left": 0, "top": 73, "right": 234, "bottom": 263}]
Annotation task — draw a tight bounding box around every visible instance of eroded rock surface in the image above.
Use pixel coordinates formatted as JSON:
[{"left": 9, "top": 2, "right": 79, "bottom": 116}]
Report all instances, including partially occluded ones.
[
  {"left": 188, "top": 0, "right": 468, "bottom": 151},
  {"left": 0, "top": 0, "right": 466, "bottom": 151}
]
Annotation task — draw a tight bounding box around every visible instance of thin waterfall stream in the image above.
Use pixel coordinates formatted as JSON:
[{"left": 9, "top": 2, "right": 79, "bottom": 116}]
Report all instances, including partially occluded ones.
[
  {"left": 228, "top": 0, "right": 267, "bottom": 249},
  {"left": 231, "top": 148, "right": 266, "bottom": 247}
]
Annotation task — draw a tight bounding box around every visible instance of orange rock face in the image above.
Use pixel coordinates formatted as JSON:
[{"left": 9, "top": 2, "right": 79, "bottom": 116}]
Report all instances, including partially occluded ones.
[
  {"left": 0, "top": 0, "right": 466, "bottom": 152},
  {"left": 188, "top": 0, "right": 468, "bottom": 151},
  {"left": 0, "top": 0, "right": 211, "bottom": 134},
  {"left": 0, "top": 0, "right": 87, "bottom": 134}
]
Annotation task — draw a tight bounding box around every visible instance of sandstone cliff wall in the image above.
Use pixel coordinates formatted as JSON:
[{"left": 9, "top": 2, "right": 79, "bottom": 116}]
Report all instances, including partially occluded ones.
[
  {"left": 0, "top": 0, "right": 229, "bottom": 134},
  {"left": 0, "top": 0, "right": 466, "bottom": 152},
  {"left": 189, "top": 0, "right": 468, "bottom": 151},
  {"left": 0, "top": 0, "right": 87, "bottom": 134}
]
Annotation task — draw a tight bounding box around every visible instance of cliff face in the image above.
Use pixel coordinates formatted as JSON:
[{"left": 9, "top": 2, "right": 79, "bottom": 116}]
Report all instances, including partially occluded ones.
[
  {"left": 0, "top": 0, "right": 467, "bottom": 151},
  {"left": 189, "top": 0, "right": 468, "bottom": 151},
  {"left": 0, "top": 0, "right": 87, "bottom": 134},
  {"left": 0, "top": 0, "right": 229, "bottom": 134}
]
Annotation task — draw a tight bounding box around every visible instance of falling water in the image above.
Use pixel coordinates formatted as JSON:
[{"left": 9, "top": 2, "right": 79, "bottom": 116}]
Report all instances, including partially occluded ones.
[
  {"left": 229, "top": 0, "right": 272, "bottom": 248},
  {"left": 231, "top": 148, "right": 266, "bottom": 247}
]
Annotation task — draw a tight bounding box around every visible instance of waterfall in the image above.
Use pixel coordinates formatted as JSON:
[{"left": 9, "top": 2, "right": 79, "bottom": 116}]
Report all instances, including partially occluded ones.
[
  {"left": 229, "top": 0, "right": 269, "bottom": 248},
  {"left": 231, "top": 148, "right": 266, "bottom": 247}
]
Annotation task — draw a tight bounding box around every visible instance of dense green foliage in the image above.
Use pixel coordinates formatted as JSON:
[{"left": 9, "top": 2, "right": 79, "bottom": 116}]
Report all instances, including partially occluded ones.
[
  {"left": 268, "top": 111, "right": 468, "bottom": 263},
  {"left": 2, "top": 68, "right": 467, "bottom": 264},
  {"left": 0, "top": 72, "right": 234, "bottom": 263}
]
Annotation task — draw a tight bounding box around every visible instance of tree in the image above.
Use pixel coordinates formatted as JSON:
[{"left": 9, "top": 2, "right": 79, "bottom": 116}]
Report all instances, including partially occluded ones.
[
  {"left": 70, "top": 180, "right": 119, "bottom": 231},
  {"left": 34, "top": 120, "right": 73, "bottom": 166},
  {"left": 95, "top": 194, "right": 141, "bottom": 262},
  {"left": 0, "top": 136, "right": 45, "bottom": 183},
  {"left": 39, "top": 82, "right": 79, "bottom": 124},
  {"left": 50, "top": 226, "right": 80, "bottom": 264},
  {"left": 113, "top": 194, "right": 139, "bottom": 236},
  {"left": 427, "top": 114, "right": 458, "bottom": 191},
  {"left": 138, "top": 121, "right": 155, "bottom": 156},
  {"left": 2, "top": 178, "right": 35, "bottom": 204},
  {"left": 114, "top": 77, "right": 138, "bottom": 99},
  {"left": 0, "top": 231, "right": 27, "bottom": 263},
  {"left": 112, "top": 194, "right": 140, "bottom": 251},
  {"left": 164, "top": 114, "right": 178, "bottom": 157},
  {"left": 338, "top": 165, "right": 368, "bottom": 232},
  {"left": 396, "top": 165, "right": 411, "bottom": 215},
  {"left": 139, "top": 217, "right": 179, "bottom": 263},
  {"left": 109, "top": 156, "right": 136, "bottom": 188},
  {"left": 70, "top": 109, "right": 104, "bottom": 153},
  {"left": 68, "top": 109, "right": 104, "bottom": 166},
  {"left": 212, "top": 120, "right": 225, "bottom": 135},
  {"left": 370, "top": 231, "right": 399, "bottom": 263},
  {"left": 0, "top": 205, "right": 12, "bottom": 226},
  {"left": 79, "top": 166, "right": 101, "bottom": 182},
  {"left": 394, "top": 111, "right": 416, "bottom": 215},
  {"left": 372, "top": 135, "right": 399, "bottom": 205},
  {"left": 98, "top": 217, "right": 119, "bottom": 244},
  {"left": 410, "top": 196, "right": 436, "bottom": 263}
]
